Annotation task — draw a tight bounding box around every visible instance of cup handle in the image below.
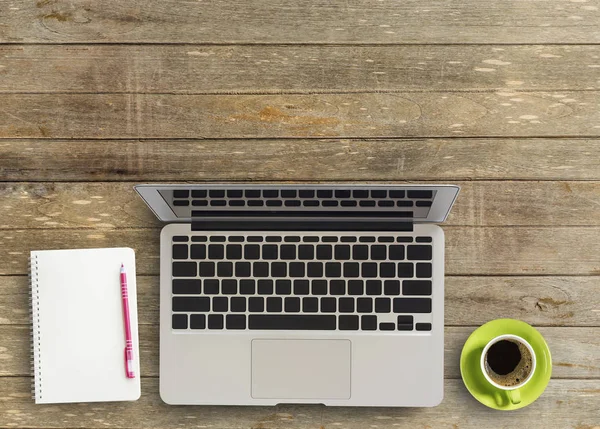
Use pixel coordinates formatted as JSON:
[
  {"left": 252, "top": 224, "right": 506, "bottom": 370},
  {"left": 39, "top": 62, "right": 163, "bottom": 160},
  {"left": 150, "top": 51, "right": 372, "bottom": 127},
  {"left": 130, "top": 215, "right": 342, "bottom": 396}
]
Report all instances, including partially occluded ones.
[{"left": 507, "top": 389, "right": 521, "bottom": 405}]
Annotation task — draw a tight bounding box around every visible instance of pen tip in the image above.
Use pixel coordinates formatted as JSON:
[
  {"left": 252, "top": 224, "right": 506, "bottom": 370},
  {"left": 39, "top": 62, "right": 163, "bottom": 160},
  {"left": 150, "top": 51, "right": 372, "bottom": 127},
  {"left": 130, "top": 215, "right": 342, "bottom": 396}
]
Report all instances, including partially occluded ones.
[{"left": 120, "top": 263, "right": 125, "bottom": 272}]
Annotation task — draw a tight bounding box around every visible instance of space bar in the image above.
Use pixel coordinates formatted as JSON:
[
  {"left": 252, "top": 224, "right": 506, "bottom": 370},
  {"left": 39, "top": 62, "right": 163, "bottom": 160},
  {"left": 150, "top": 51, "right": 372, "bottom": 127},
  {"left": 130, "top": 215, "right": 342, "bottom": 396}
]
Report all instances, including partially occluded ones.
[{"left": 248, "top": 315, "right": 336, "bottom": 330}]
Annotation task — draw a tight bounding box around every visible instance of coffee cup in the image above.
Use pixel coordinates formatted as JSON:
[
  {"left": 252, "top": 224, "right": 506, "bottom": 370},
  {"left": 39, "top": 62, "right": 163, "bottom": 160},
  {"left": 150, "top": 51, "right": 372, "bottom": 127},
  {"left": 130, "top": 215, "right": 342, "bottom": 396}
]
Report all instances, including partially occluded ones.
[{"left": 480, "top": 334, "right": 536, "bottom": 405}]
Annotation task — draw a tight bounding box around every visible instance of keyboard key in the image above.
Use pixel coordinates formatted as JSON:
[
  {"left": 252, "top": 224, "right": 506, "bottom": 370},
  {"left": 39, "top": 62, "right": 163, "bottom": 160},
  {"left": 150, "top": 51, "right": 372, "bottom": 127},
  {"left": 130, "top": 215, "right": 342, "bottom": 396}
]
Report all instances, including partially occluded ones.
[
  {"left": 416, "top": 236, "right": 433, "bottom": 243},
  {"left": 298, "top": 245, "right": 314, "bottom": 260},
  {"left": 335, "top": 190, "right": 351, "bottom": 198},
  {"left": 407, "top": 190, "right": 433, "bottom": 199},
  {"left": 322, "top": 236, "right": 338, "bottom": 243},
  {"left": 340, "top": 200, "right": 357, "bottom": 207},
  {"left": 248, "top": 297, "right": 264, "bottom": 312},
  {"left": 249, "top": 315, "right": 335, "bottom": 330},
  {"left": 416, "top": 323, "right": 432, "bottom": 331},
  {"left": 359, "top": 236, "right": 376, "bottom": 243},
  {"left": 266, "top": 236, "right": 282, "bottom": 242},
  {"left": 303, "top": 297, "right": 319, "bottom": 313},
  {"left": 380, "top": 322, "right": 395, "bottom": 331},
  {"left": 303, "top": 236, "right": 319, "bottom": 243},
  {"left": 191, "top": 236, "right": 207, "bottom": 242},
  {"left": 384, "top": 280, "right": 400, "bottom": 296},
  {"left": 348, "top": 280, "right": 364, "bottom": 295},
  {"left": 359, "top": 200, "right": 376, "bottom": 207},
  {"left": 192, "top": 200, "right": 208, "bottom": 206},
  {"left": 208, "top": 244, "right": 224, "bottom": 259},
  {"left": 190, "top": 244, "right": 206, "bottom": 259},
  {"left": 230, "top": 236, "right": 244, "bottom": 242},
  {"left": 173, "top": 200, "right": 189, "bottom": 206},
  {"left": 172, "top": 244, "right": 188, "bottom": 260},
  {"left": 416, "top": 263, "right": 433, "bottom": 278},
  {"left": 389, "top": 190, "right": 405, "bottom": 198},
  {"left": 203, "top": 279, "right": 219, "bottom": 294},
  {"left": 280, "top": 245, "right": 296, "bottom": 260},
  {"left": 389, "top": 245, "right": 405, "bottom": 260},
  {"left": 284, "top": 236, "right": 301, "bottom": 243},
  {"left": 361, "top": 315, "right": 377, "bottom": 330},
  {"left": 172, "top": 279, "right": 201, "bottom": 294},
  {"left": 253, "top": 262, "right": 269, "bottom": 277},
  {"left": 263, "top": 245, "right": 278, "bottom": 260},
  {"left": 317, "top": 190, "right": 333, "bottom": 198},
  {"left": 267, "top": 297, "right": 282, "bottom": 312},
  {"left": 174, "top": 189, "right": 188, "bottom": 198},
  {"left": 325, "top": 262, "right": 342, "bottom": 277},
  {"left": 213, "top": 297, "right": 228, "bottom": 312},
  {"left": 343, "top": 262, "right": 360, "bottom": 278},
  {"left": 271, "top": 262, "right": 287, "bottom": 277},
  {"left": 245, "top": 245, "right": 260, "bottom": 260},
  {"left": 322, "top": 200, "right": 338, "bottom": 207},
  {"left": 303, "top": 200, "right": 319, "bottom": 207},
  {"left": 247, "top": 236, "right": 263, "bottom": 242},
  {"left": 299, "top": 190, "right": 315, "bottom": 198},
  {"left": 226, "top": 245, "right": 242, "bottom": 259},
  {"left": 334, "top": 245, "right": 351, "bottom": 260},
  {"left": 172, "top": 314, "right": 188, "bottom": 329},
  {"left": 357, "top": 297, "right": 373, "bottom": 313},
  {"left": 339, "top": 315, "right": 359, "bottom": 330},
  {"left": 245, "top": 190, "right": 260, "bottom": 198},
  {"left": 230, "top": 200, "right": 245, "bottom": 207},
  {"left": 362, "top": 263, "right": 378, "bottom": 278},
  {"left": 210, "top": 200, "right": 226, "bottom": 207},
  {"left": 285, "top": 201, "right": 301, "bottom": 208},
  {"left": 317, "top": 245, "right": 332, "bottom": 260},
  {"left": 307, "top": 262, "right": 324, "bottom": 277},
  {"left": 190, "top": 314, "right": 205, "bottom": 329},
  {"left": 380, "top": 262, "right": 396, "bottom": 278},
  {"left": 403, "top": 280, "right": 432, "bottom": 296},
  {"left": 321, "top": 297, "right": 336, "bottom": 313},
  {"left": 353, "top": 190, "right": 369, "bottom": 198},
  {"left": 209, "top": 189, "right": 225, "bottom": 198},
  {"left": 258, "top": 279, "right": 273, "bottom": 295},
  {"left": 276, "top": 280, "right": 292, "bottom": 295},
  {"left": 221, "top": 279, "right": 237, "bottom": 294},
  {"left": 407, "top": 245, "right": 432, "bottom": 261},
  {"left": 248, "top": 200, "right": 264, "bottom": 207},
  {"left": 230, "top": 297, "right": 246, "bottom": 312},
  {"left": 281, "top": 190, "right": 297, "bottom": 198},
  {"left": 294, "top": 280, "right": 310, "bottom": 295},
  {"left": 371, "top": 245, "right": 386, "bottom": 260},
  {"left": 396, "top": 236, "right": 413, "bottom": 242},
  {"left": 263, "top": 190, "right": 278, "bottom": 198},
  {"left": 353, "top": 245, "right": 369, "bottom": 260},
  {"left": 173, "top": 236, "right": 189, "bottom": 242},
  {"left": 173, "top": 262, "right": 197, "bottom": 277},
  {"left": 240, "top": 279, "right": 255, "bottom": 294},
  {"left": 173, "top": 296, "right": 210, "bottom": 312},
  {"left": 236, "top": 262, "right": 251, "bottom": 277},
  {"left": 330, "top": 280, "right": 345, "bottom": 295},
  {"left": 397, "top": 263, "right": 414, "bottom": 278},
  {"left": 371, "top": 190, "right": 387, "bottom": 198},
  {"left": 312, "top": 280, "right": 327, "bottom": 295},
  {"left": 341, "top": 236, "right": 357, "bottom": 243},
  {"left": 289, "top": 262, "right": 305, "bottom": 277},
  {"left": 285, "top": 297, "right": 301, "bottom": 312},
  {"left": 375, "top": 298, "right": 391, "bottom": 313},
  {"left": 217, "top": 262, "right": 233, "bottom": 277},
  {"left": 208, "top": 314, "right": 224, "bottom": 330},
  {"left": 397, "top": 315, "right": 414, "bottom": 331},
  {"left": 393, "top": 298, "right": 432, "bottom": 313},
  {"left": 211, "top": 235, "right": 226, "bottom": 242},
  {"left": 266, "top": 200, "right": 282, "bottom": 207},
  {"left": 227, "top": 189, "right": 243, "bottom": 198},
  {"left": 366, "top": 280, "right": 382, "bottom": 295},
  {"left": 339, "top": 298, "right": 355, "bottom": 313},
  {"left": 199, "top": 262, "right": 215, "bottom": 277},
  {"left": 378, "top": 236, "right": 394, "bottom": 243}
]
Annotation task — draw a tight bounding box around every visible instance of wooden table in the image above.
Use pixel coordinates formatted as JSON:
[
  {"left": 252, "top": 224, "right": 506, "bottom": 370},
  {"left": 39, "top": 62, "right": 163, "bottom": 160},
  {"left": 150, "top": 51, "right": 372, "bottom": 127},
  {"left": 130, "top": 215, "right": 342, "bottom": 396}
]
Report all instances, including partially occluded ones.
[{"left": 1, "top": 1, "right": 599, "bottom": 428}]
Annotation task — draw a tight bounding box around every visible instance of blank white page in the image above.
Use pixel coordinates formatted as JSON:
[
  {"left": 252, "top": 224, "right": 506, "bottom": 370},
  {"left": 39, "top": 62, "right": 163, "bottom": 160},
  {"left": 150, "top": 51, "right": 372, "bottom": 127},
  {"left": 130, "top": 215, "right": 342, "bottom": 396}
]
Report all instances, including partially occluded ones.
[{"left": 31, "top": 248, "right": 140, "bottom": 404}]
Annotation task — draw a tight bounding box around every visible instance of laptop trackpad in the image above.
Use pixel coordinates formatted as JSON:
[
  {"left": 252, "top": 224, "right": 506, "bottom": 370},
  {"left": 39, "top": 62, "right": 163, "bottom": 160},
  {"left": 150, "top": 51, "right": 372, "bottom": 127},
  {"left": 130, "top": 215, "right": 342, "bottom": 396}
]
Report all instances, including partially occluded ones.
[{"left": 251, "top": 339, "right": 351, "bottom": 400}]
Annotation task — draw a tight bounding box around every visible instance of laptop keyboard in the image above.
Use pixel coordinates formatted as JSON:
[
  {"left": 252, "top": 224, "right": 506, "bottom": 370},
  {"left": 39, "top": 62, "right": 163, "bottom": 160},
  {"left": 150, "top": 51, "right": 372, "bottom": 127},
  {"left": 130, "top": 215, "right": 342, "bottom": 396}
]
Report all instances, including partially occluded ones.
[{"left": 170, "top": 233, "right": 434, "bottom": 332}]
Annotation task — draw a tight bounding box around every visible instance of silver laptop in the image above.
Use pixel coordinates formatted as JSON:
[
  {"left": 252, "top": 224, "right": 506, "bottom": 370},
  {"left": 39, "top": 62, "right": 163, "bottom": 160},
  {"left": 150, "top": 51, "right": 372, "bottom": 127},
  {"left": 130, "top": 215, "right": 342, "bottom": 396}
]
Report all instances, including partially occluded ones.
[{"left": 135, "top": 184, "right": 459, "bottom": 407}]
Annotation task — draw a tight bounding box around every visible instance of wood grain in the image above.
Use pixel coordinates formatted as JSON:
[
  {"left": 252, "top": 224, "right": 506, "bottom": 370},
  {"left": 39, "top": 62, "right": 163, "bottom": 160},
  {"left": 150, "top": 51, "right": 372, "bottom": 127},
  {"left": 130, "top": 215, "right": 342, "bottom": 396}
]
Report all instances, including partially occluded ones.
[
  {"left": 2, "top": 45, "right": 600, "bottom": 93},
  {"left": 1, "top": 92, "right": 599, "bottom": 139},
  {"left": 2, "top": 181, "right": 600, "bottom": 228},
  {"left": 2, "top": 139, "right": 600, "bottom": 182},
  {"left": 0, "top": 378, "right": 598, "bottom": 429},
  {"left": 3, "top": 275, "right": 598, "bottom": 327},
  {"left": 2, "top": 227, "right": 600, "bottom": 276},
  {"left": 4, "top": 0, "right": 600, "bottom": 44}
]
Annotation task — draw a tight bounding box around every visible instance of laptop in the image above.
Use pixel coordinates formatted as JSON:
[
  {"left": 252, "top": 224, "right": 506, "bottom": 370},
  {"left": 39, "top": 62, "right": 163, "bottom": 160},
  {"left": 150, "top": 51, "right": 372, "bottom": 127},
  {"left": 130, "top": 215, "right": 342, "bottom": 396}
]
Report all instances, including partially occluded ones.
[{"left": 135, "top": 184, "right": 459, "bottom": 406}]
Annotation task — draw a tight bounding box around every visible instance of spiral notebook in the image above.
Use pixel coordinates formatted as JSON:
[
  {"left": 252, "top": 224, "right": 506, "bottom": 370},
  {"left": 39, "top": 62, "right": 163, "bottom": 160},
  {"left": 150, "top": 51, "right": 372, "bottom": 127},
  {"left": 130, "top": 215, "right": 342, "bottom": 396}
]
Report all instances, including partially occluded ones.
[{"left": 30, "top": 248, "right": 141, "bottom": 404}]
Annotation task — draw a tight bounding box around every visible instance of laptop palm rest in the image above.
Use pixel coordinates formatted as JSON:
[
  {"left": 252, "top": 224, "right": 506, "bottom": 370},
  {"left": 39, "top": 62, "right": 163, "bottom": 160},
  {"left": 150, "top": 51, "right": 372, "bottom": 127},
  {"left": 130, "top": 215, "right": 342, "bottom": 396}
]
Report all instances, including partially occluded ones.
[{"left": 251, "top": 339, "right": 351, "bottom": 400}]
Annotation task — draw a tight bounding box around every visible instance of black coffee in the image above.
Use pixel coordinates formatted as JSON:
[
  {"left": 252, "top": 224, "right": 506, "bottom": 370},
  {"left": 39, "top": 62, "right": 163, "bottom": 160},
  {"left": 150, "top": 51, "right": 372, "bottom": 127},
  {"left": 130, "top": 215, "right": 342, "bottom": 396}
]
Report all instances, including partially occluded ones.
[{"left": 487, "top": 340, "right": 521, "bottom": 375}]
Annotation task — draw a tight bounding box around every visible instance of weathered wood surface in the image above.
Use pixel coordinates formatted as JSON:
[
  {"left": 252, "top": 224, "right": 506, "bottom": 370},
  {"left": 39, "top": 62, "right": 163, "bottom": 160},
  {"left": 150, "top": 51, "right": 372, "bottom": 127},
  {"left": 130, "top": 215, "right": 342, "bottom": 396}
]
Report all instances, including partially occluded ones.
[
  {"left": 2, "top": 139, "right": 600, "bottom": 182},
  {"left": 2, "top": 227, "right": 600, "bottom": 276},
  {"left": 1, "top": 325, "right": 598, "bottom": 379},
  {"left": 0, "top": 378, "right": 599, "bottom": 429},
  {"left": 2, "top": 45, "right": 600, "bottom": 93},
  {"left": 3, "top": 0, "right": 600, "bottom": 44},
  {"left": 2, "top": 181, "right": 600, "bottom": 228},
  {"left": 1, "top": 92, "right": 599, "bottom": 139}
]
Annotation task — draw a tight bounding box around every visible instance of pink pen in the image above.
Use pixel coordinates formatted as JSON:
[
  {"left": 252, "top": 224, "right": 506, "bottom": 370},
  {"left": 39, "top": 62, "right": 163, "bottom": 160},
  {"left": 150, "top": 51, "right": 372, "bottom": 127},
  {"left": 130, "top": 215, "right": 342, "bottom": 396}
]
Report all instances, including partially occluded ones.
[{"left": 120, "top": 264, "right": 135, "bottom": 378}]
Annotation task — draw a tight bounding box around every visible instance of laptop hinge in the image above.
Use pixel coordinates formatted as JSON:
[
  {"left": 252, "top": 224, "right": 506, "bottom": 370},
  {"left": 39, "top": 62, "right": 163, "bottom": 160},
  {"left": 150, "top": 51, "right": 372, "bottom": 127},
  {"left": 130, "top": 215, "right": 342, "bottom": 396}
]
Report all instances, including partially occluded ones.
[{"left": 191, "top": 219, "right": 414, "bottom": 232}]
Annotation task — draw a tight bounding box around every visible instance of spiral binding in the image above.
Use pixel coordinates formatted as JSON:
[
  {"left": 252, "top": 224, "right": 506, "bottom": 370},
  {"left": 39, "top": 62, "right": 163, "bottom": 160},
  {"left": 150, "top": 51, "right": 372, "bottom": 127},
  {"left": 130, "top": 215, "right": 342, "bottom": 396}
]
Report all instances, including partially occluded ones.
[{"left": 29, "top": 254, "right": 42, "bottom": 402}]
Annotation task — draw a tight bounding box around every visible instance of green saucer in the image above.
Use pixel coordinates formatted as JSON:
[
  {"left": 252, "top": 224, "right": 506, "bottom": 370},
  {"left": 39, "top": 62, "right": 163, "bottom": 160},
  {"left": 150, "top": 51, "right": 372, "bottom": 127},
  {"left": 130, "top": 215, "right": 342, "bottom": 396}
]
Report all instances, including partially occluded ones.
[{"left": 460, "top": 319, "right": 552, "bottom": 410}]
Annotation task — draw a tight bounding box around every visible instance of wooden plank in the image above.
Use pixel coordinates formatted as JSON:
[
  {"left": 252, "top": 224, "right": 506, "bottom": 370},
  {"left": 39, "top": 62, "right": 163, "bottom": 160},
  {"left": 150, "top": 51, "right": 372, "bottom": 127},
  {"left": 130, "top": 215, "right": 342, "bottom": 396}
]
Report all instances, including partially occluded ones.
[
  {"left": 2, "top": 227, "right": 600, "bottom": 276},
  {"left": 2, "top": 45, "right": 600, "bottom": 93},
  {"left": 2, "top": 139, "right": 600, "bottom": 182},
  {"left": 2, "top": 275, "right": 598, "bottom": 327},
  {"left": 2, "top": 325, "right": 598, "bottom": 379},
  {"left": 0, "top": 378, "right": 598, "bottom": 429},
  {"left": 2, "top": 181, "right": 600, "bottom": 228},
  {"left": 1, "top": 92, "right": 599, "bottom": 139},
  {"left": 4, "top": 0, "right": 600, "bottom": 44}
]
